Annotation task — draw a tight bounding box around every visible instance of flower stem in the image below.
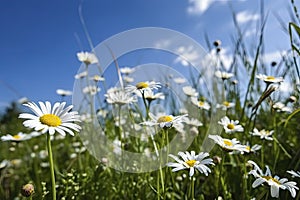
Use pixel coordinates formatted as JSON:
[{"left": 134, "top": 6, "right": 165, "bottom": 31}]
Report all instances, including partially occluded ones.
[
  {"left": 189, "top": 177, "right": 195, "bottom": 200},
  {"left": 47, "top": 133, "right": 56, "bottom": 200}
]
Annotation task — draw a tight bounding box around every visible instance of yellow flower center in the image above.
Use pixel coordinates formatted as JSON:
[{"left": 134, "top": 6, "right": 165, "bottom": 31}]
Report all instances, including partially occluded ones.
[
  {"left": 198, "top": 101, "right": 205, "bottom": 106},
  {"left": 246, "top": 146, "right": 251, "bottom": 151},
  {"left": 223, "top": 101, "right": 230, "bottom": 107},
  {"left": 136, "top": 82, "right": 149, "bottom": 89},
  {"left": 157, "top": 115, "right": 173, "bottom": 123},
  {"left": 223, "top": 139, "right": 233, "bottom": 146},
  {"left": 266, "top": 76, "right": 275, "bottom": 81},
  {"left": 40, "top": 114, "right": 62, "bottom": 127},
  {"left": 264, "top": 131, "right": 271, "bottom": 135},
  {"left": 227, "top": 123, "right": 235, "bottom": 130},
  {"left": 262, "top": 176, "right": 281, "bottom": 185},
  {"left": 186, "top": 159, "right": 196, "bottom": 167},
  {"left": 13, "top": 135, "right": 21, "bottom": 140}
]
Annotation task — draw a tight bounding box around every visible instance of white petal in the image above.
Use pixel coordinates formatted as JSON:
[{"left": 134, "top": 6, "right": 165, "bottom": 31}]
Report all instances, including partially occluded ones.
[
  {"left": 270, "top": 184, "right": 279, "bottom": 198},
  {"left": 189, "top": 167, "right": 195, "bottom": 176},
  {"left": 252, "top": 178, "right": 265, "bottom": 188}
]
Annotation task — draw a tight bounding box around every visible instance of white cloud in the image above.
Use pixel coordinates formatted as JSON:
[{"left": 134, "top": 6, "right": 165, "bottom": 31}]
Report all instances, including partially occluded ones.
[
  {"left": 236, "top": 11, "right": 260, "bottom": 24},
  {"left": 187, "top": 0, "right": 214, "bottom": 14},
  {"left": 174, "top": 45, "right": 201, "bottom": 66},
  {"left": 187, "top": 0, "right": 245, "bottom": 15}
]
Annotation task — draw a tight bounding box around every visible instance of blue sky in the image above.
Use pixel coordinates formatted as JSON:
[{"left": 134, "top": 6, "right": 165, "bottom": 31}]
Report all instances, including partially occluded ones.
[{"left": 0, "top": 0, "right": 298, "bottom": 109}]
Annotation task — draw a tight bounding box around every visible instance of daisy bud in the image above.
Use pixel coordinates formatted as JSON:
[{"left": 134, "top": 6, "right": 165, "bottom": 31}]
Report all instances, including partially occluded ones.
[
  {"left": 213, "top": 155, "right": 222, "bottom": 164},
  {"left": 289, "top": 95, "right": 297, "bottom": 103},
  {"left": 231, "top": 80, "right": 238, "bottom": 85},
  {"left": 213, "top": 40, "right": 221, "bottom": 47},
  {"left": 271, "top": 61, "right": 277, "bottom": 67},
  {"left": 21, "top": 183, "right": 34, "bottom": 197}
]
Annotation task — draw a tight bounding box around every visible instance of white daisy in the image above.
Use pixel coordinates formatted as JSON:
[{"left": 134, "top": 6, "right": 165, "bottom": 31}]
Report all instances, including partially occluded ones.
[
  {"left": 135, "top": 90, "right": 165, "bottom": 101},
  {"left": 173, "top": 77, "right": 186, "bottom": 84},
  {"left": 191, "top": 97, "right": 210, "bottom": 110},
  {"left": 120, "top": 67, "right": 136, "bottom": 74},
  {"left": 56, "top": 89, "right": 72, "bottom": 96},
  {"left": 216, "top": 101, "right": 235, "bottom": 110},
  {"left": 77, "top": 51, "right": 98, "bottom": 65},
  {"left": 105, "top": 87, "right": 137, "bottom": 105},
  {"left": 215, "top": 70, "right": 234, "bottom": 80},
  {"left": 218, "top": 116, "right": 244, "bottom": 134},
  {"left": 74, "top": 71, "right": 88, "bottom": 79},
  {"left": 1, "top": 132, "right": 32, "bottom": 142},
  {"left": 182, "top": 117, "right": 203, "bottom": 127},
  {"left": 126, "top": 81, "right": 161, "bottom": 93},
  {"left": 272, "top": 102, "right": 292, "bottom": 113},
  {"left": 90, "top": 75, "right": 105, "bottom": 82},
  {"left": 248, "top": 160, "right": 299, "bottom": 198},
  {"left": 141, "top": 113, "right": 187, "bottom": 128},
  {"left": 250, "top": 128, "right": 274, "bottom": 141},
  {"left": 256, "top": 74, "right": 284, "bottom": 84},
  {"left": 167, "top": 151, "right": 214, "bottom": 177},
  {"left": 123, "top": 76, "right": 134, "bottom": 83},
  {"left": 82, "top": 85, "right": 100, "bottom": 95},
  {"left": 0, "top": 160, "right": 10, "bottom": 169},
  {"left": 182, "top": 86, "right": 198, "bottom": 97},
  {"left": 18, "top": 97, "right": 29, "bottom": 104},
  {"left": 208, "top": 135, "right": 249, "bottom": 153},
  {"left": 242, "top": 143, "right": 261, "bottom": 154},
  {"left": 287, "top": 170, "right": 300, "bottom": 178},
  {"left": 19, "top": 101, "right": 81, "bottom": 136}
]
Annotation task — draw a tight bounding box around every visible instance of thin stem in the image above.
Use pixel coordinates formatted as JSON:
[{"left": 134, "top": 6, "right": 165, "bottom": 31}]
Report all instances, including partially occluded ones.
[
  {"left": 46, "top": 133, "right": 56, "bottom": 200},
  {"left": 190, "top": 177, "right": 195, "bottom": 200}
]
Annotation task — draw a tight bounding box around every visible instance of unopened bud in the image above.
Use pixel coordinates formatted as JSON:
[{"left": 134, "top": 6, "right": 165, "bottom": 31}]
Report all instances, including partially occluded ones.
[
  {"left": 213, "top": 40, "right": 221, "bottom": 47},
  {"left": 21, "top": 183, "right": 34, "bottom": 197}
]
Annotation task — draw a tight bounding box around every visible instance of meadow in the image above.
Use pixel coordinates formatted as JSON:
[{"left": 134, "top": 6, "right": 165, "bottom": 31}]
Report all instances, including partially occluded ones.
[{"left": 1, "top": 1, "right": 300, "bottom": 200}]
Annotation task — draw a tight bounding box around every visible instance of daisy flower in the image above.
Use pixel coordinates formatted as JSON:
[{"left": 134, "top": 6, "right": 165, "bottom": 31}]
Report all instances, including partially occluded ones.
[
  {"left": 242, "top": 143, "right": 261, "bottom": 154},
  {"left": 18, "top": 97, "right": 29, "bottom": 104},
  {"left": 272, "top": 102, "right": 292, "bottom": 113},
  {"left": 256, "top": 74, "right": 283, "bottom": 84},
  {"left": 120, "top": 67, "right": 136, "bottom": 75},
  {"left": 77, "top": 51, "right": 98, "bottom": 65},
  {"left": 182, "top": 86, "right": 198, "bottom": 97},
  {"left": 123, "top": 76, "right": 134, "bottom": 83},
  {"left": 90, "top": 75, "right": 105, "bottom": 82},
  {"left": 216, "top": 101, "right": 235, "bottom": 110},
  {"left": 56, "top": 89, "right": 72, "bottom": 96},
  {"left": 215, "top": 70, "right": 234, "bottom": 80},
  {"left": 141, "top": 113, "right": 187, "bottom": 128},
  {"left": 182, "top": 117, "right": 203, "bottom": 127},
  {"left": 0, "top": 160, "right": 10, "bottom": 169},
  {"left": 248, "top": 160, "right": 299, "bottom": 198},
  {"left": 19, "top": 101, "right": 81, "bottom": 136},
  {"left": 191, "top": 97, "right": 210, "bottom": 110},
  {"left": 167, "top": 151, "right": 214, "bottom": 177},
  {"left": 135, "top": 90, "right": 165, "bottom": 101},
  {"left": 126, "top": 81, "right": 161, "bottom": 93},
  {"left": 82, "top": 85, "right": 100, "bottom": 95},
  {"left": 1, "top": 132, "right": 32, "bottom": 142},
  {"left": 218, "top": 116, "right": 244, "bottom": 134},
  {"left": 208, "top": 135, "right": 248, "bottom": 153},
  {"left": 287, "top": 170, "right": 300, "bottom": 178},
  {"left": 74, "top": 71, "right": 88, "bottom": 79},
  {"left": 250, "top": 128, "right": 274, "bottom": 141},
  {"left": 105, "top": 87, "right": 137, "bottom": 105},
  {"left": 173, "top": 77, "right": 186, "bottom": 84}
]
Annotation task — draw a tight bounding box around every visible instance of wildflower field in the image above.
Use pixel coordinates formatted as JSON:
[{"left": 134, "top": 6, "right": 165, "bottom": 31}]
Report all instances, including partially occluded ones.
[{"left": 1, "top": 1, "right": 300, "bottom": 200}]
